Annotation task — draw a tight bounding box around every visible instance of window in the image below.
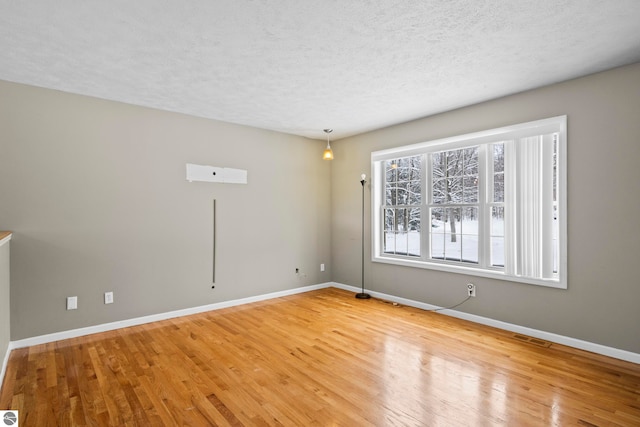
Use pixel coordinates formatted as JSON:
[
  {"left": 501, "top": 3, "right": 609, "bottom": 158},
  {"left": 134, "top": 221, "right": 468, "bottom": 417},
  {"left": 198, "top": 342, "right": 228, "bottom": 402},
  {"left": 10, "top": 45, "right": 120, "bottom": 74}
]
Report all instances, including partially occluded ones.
[
  {"left": 383, "top": 156, "right": 422, "bottom": 257},
  {"left": 371, "top": 116, "right": 567, "bottom": 288}
]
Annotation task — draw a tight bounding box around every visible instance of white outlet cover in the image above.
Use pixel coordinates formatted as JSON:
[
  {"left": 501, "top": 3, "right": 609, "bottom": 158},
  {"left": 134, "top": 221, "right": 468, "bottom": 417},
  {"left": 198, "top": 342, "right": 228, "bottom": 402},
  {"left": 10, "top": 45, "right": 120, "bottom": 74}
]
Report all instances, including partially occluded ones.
[
  {"left": 67, "top": 296, "right": 78, "bottom": 310},
  {"left": 104, "top": 292, "right": 114, "bottom": 304}
]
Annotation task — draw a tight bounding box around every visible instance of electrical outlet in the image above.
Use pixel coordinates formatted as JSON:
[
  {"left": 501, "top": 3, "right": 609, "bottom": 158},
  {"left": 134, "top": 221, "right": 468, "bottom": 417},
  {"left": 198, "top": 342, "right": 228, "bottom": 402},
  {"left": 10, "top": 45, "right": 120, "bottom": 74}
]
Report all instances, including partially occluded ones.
[
  {"left": 320, "top": 263, "right": 325, "bottom": 272},
  {"left": 467, "top": 283, "right": 476, "bottom": 297},
  {"left": 67, "top": 296, "right": 78, "bottom": 310},
  {"left": 104, "top": 291, "right": 114, "bottom": 304}
]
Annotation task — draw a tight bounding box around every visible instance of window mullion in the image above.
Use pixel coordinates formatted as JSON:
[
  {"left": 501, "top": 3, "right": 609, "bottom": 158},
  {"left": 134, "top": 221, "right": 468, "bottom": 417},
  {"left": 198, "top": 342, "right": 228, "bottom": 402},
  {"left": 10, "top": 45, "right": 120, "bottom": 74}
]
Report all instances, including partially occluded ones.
[
  {"left": 421, "top": 154, "right": 429, "bottom": 262},
  {"left": 477, "top": 144, "right": 489, "bottom": 268}
]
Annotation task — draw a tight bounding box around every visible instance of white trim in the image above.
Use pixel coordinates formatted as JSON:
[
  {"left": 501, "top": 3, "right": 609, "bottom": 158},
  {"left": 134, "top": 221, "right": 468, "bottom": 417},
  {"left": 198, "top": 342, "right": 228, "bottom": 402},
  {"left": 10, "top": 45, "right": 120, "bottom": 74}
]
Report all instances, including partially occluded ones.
[
  {"left": 0, "top": 344, "right": 11, "bottom": 391},
  {"left": 371, "top": 116, "right": 566, "bottom": 161},
  {"left": 0, "top": 234, "right": 11, "bottom": 247},
  {"left": 371, "top": 116, "right": 567, "bottom": 289},
  {"left": 9, "top": 283, "right": 330, "bottom": 349},
  {"left": 5, "top": 281, "right": 639, "bottom": 365},
  {"left": 0, "top": 233, "right": 11, "bottom": 391},
  {"left": 370, "top": 255, "right": 565, "bottom": 288},
  {"left": 330, "top": 282, "right": 640, "bottom": 364}
]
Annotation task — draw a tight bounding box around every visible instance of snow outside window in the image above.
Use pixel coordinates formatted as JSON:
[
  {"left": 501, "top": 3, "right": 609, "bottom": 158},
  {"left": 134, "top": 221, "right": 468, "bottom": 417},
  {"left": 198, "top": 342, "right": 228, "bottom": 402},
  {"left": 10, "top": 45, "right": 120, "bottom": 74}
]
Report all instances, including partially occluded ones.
[{"left": 371, "top": 116, "right": 567, "bottom": 289}]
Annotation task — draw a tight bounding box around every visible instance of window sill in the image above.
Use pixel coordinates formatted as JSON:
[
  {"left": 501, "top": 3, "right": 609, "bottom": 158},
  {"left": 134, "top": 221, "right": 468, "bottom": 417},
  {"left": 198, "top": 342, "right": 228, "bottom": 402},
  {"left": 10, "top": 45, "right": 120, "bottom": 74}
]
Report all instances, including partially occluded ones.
[{"left": 372, "top": 255, "right": 567, "bottom": 289}]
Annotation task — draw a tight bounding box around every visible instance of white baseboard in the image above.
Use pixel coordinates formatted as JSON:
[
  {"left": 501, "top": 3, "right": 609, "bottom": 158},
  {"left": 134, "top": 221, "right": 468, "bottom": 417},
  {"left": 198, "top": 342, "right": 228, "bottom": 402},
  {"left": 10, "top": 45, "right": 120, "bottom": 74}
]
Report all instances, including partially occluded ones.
[
  {"left": 9, "top": 283, "right": 331, "bottom": 350},
  {"left": 0, "top": 344, "right": 11, "bottom": 391},
  {"left": 6, "top": 281, "right": 640, "bottom": 365},
  {"left": 331, "top": 282, "right": 640, "bottom": 364}
]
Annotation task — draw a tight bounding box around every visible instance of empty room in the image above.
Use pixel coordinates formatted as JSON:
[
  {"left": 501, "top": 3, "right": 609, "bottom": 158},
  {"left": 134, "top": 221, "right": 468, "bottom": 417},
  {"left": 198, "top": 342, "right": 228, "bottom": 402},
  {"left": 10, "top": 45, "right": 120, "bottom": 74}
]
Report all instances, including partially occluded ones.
[{"left": 1, "top": 1, "right": 640, "bottom": 426}]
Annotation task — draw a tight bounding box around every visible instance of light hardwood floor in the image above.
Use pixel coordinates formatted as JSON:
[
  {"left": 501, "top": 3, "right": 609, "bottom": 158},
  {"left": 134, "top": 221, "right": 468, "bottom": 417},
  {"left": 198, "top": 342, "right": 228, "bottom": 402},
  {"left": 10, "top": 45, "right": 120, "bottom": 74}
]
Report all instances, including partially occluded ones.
[{"left": 1, "top": 287, "right": 639, "bottom": 426}]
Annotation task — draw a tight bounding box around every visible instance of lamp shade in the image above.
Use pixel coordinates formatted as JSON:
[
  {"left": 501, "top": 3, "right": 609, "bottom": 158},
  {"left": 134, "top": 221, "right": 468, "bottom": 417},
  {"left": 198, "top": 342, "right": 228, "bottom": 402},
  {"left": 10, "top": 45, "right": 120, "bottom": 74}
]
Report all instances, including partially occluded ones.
[{"left": 322, "top": 129, "right": 334, "bottom": 160}]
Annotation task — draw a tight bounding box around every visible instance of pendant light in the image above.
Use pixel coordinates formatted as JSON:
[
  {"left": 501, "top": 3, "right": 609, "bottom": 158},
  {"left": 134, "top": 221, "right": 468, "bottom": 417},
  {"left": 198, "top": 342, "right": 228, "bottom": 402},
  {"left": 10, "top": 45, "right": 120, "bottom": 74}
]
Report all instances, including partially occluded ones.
[{"left": 322, "top": 129, "right": 334, "bottom": 160}]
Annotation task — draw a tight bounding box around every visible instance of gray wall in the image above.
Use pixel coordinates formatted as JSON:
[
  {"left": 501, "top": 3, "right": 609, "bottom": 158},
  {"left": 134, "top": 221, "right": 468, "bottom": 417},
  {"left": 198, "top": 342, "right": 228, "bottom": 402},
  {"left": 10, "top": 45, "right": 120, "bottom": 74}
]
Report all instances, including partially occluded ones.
[
  {"left": 0, "top": 240, "right": 10, "bottom": 371},
  {"left": 2, "top": 63, "right": 639, "bottom": 355},
  {"left": 331, "top": 62, "right": 640, "bottom": 354},
  {"left": 0, "top": 81, "right": 331, "bottom": 340}
]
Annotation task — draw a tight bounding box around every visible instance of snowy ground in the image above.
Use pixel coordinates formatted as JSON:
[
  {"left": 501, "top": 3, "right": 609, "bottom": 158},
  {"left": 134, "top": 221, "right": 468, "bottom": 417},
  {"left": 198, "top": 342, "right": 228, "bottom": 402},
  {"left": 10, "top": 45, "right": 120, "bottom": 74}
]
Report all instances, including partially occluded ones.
[
  {"left": 385, "top": 217, "right": 558, "bottom": 272},
  {"left": 385, "top": 219, "right": 504, "bottom": 266}
]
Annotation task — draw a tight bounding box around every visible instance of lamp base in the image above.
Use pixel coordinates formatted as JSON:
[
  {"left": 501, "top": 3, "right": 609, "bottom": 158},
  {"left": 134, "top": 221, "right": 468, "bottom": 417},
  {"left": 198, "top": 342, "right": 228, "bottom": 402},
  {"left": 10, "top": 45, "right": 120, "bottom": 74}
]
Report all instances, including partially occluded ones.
[{"left": 355, "top": 293, "right": 371, "bottom": 299}]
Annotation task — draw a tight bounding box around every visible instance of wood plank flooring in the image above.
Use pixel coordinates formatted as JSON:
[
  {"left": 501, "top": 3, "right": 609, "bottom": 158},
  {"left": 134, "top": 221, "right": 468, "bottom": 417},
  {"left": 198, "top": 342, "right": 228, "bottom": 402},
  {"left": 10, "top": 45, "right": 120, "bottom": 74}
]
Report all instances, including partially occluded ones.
[{"left": 1, "top": 287, "right": 639, "bottom": 426}]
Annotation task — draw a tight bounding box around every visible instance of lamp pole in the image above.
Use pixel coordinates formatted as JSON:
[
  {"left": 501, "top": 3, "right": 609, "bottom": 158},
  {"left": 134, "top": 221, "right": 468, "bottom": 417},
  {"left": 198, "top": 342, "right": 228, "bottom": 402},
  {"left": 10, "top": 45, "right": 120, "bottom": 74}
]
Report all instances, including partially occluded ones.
[{"left": 356, "top": 174, "right": 371, "bottom": 299}]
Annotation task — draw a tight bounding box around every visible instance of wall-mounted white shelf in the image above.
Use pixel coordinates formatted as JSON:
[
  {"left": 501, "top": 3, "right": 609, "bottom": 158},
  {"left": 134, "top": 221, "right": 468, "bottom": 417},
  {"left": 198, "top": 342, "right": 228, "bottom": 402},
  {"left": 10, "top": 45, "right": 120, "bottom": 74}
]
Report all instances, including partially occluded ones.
[{"left": 186, "top": 163, "right": 247, "bottom": 184}]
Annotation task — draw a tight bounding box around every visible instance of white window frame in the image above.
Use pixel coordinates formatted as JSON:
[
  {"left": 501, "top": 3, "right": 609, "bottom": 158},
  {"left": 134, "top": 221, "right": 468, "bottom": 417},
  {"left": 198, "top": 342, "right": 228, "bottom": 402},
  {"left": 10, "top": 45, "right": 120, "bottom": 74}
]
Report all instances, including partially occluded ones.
[{"left": 371, "top": 116, "right": 567, "bottom": 289}]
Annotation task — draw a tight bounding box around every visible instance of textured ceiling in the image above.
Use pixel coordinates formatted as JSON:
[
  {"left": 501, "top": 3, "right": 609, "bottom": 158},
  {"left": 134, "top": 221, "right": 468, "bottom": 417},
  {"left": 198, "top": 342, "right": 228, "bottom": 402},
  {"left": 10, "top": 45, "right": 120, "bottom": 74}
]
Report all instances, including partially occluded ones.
[{"left": 1, "top": 1, "right": 640, "bottom": 140}]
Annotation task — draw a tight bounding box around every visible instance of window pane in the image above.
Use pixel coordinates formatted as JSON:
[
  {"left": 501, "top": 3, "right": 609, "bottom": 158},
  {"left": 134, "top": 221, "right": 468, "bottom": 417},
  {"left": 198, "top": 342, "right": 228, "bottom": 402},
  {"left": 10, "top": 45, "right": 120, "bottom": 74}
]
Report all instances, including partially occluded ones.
[
  {"left": 384, "top": 156, "right": 422, "bottom": 257},
  {"left": 493, "top": 172, "right": 504, "bottom": 202},
  {"left": 493, "top": 143, "right": 504, "bottom": 173},
  {"left": 409, "top": 158, "right": 421, "bottom": 181},
  {"left": 408, "top": 181, "right": 421, "bottom": 204},
  {"left": 432, "top": 179, "right": 446, "bottom": 204},
  {"left": 396, "top": 182, "right": 408, "bottom": 205},
  {"left": 462, "top": 237, "right": 478, "bottom": 263},
  {"left": 553, "top": 204, "right": 558, "bottom": 274},
  {"left": 448, "top": 177, "right": 463, "bottom": 203},
  {"left": 386, "top": 160, "right": 397, "bottom": 182},
  {"left": 463, "top": 176, "right": 478, "bottom": 203},
  {"left": 553, "top": 134, "right": 558, "bottom": 203},
  {"left": 431, "top": 208, "right": 445, "bottom": 233},
  {"left": 491, "top": 206, "right": 504, "bottom": 267},
  {"left": 445, "top": 208, "right": 460, "bottom": 234},
  {"left": 408, "top": 207, "right": 421, "bottom": 232},
  {"left": 395, "top": 232, "right": 407, "bottom": 254},
  {"left": 430, "top": 207, "right": 444, "bottom": 259},
  {"left": 491, "top": 237, "right": 504, "bottom": 267},
  {"left": 384, "top": 209, "right": 394, "bottom": 231},
  {"left": 430, "top": 207, "right": 479, "bottom": 264},
  {"left": 385, "top": 186, "right": 393, "bottom": 205},
  {"left": 396, "top": 208, "right": 406, "bottom": 232},
  {"left": 405, "top": 208, "right": 421, "bottom": 256},
  {"left": 408, "top": 231, "right": 420, "bottom": 256},
  {"left": 432, "top": 146, "right": 480, "bottom": 205},
  {"left": 464, "top": 147, "right": 479, "bottom": 175},
  {"left": 384, "top": 232, "right": 395, "bottom": 254},
  {"left": 386, "top": 156, "right": 421, "bottom": 207},
  {"left": 461, "top": 207, "right": 478, "bottom": 234},
  {"left": 397, "top": 157, "right": 411, "bottom": 169},
  {"left": 446, "top": 149, "right": 464, "bottom": 176},
  {"left": 492, "top": 143, "right": 505, "bottom": 203},
  {"left": 461, "top": 207, "right": 478, "bottom": 263},
  {"left": 397, "top": 167, "right": 410, "bottom": 182},
  {"left": 444, "top": 208, "right": 461, "bottom": 261},
  {"left": 444, "top": 233, "right": 461, "bottom": 261},
  {"left": 431, "top": 232, "right": 445, "bottom": 260},
  {"left": 429, "top": 148, "right": 479, "bottom": 263},
  {"left": 491, "top": 206, "right": 504, "bottom": 236},
  {"left": 430, "top": 207, "right": 481, "bottom": 263},
  {"left": 432, "top": 152, "right": 444, "bottom": 178}
]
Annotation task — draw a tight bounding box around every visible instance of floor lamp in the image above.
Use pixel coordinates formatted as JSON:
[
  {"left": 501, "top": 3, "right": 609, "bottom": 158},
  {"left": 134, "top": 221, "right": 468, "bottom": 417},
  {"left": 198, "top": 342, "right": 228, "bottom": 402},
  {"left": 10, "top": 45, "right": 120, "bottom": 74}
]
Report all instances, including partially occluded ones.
[{"left": 356, "top": 174, "right": 371, "bottom": 299}]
